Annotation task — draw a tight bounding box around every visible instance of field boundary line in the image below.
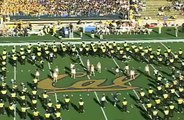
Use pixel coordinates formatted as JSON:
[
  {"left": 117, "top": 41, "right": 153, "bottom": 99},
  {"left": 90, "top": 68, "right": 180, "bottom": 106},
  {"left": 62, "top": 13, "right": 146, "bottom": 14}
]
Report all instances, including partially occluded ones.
[{"left": 0, "top": 39, "right": 184, "bottom": 46}]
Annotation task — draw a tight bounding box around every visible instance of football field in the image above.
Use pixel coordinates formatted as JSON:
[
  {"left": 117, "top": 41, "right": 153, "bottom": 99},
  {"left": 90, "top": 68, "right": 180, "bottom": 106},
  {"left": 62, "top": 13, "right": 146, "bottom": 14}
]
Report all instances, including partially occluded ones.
[{"left": 0, "top": 39, "right": 184, "bottom": 120}]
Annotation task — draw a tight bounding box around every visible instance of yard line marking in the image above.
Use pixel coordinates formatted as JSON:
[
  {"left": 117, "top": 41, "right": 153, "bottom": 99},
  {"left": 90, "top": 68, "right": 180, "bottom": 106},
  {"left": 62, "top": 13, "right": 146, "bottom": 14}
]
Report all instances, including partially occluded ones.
[
  {"left": 75, "top": 47, "right": 108, "bottom": 120},
  {"left": 13, "top": 104, "right": 17, "bottom": 120},
  {"left": 111, "top": 56, "right": 120, "bottom": 68},
  {"left": 47, "top": 62, "right": 58, "bottom": 102},
  {"left": 94, "top": 91, "right": 108, "bottom": 120},
  {"left": 160, "top": 42, "right": 181, "bottom": 97},
  {"left": 111, "top": 56, "right": 152, "bottom": 119},
  {"left": 0, "top": 39, "right": 184, "bottom": 46}
]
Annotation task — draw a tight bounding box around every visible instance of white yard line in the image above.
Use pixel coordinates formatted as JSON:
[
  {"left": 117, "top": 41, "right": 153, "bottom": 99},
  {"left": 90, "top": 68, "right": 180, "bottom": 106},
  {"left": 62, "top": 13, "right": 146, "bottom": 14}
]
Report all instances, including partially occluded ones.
[
  {"left": 94, "top": 91, "right": 108, "bottom": 120},
  {"left": 47, "top": 62, "right": 58, "bottom": 102},
  {"left": 160, "top": 42, "right": 181, "bottom": 97},
  {"left": 75, "top": 48, "right": 108, "bottom": 120},
  {"left": 111, "top": 56, "right": 120, "bottom": 68},
  {"left": 0, "top": 39, "right": 184, "bottom": 46}
]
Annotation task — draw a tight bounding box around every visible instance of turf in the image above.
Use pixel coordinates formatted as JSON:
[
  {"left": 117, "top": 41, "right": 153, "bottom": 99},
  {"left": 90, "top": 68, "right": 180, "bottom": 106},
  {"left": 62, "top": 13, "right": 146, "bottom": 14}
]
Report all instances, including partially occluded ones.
[{"left": 0, "top": 42, "right": 184, "bottom": 120}]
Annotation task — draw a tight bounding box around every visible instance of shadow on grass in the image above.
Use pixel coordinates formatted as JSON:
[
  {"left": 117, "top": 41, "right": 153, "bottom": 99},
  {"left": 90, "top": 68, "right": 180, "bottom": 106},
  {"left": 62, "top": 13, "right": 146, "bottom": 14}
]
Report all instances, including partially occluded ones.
[
  {"left": 71, "top": 102, "right": 79, "bottom": 113},
  {"left": 107, "top": 70, "right": 116, "bottom": 75},
  {"left": 106, "top": 96, "right": 114, "bottom": 106},
  {"left": 129, "top": 94, "right": 139, "bottom": 103},
  {"left": 166, "top": 32, "right": 175, "bottom": 37},
  {"left": 93, "top": 98, "right": 101, "bottom": 107}
]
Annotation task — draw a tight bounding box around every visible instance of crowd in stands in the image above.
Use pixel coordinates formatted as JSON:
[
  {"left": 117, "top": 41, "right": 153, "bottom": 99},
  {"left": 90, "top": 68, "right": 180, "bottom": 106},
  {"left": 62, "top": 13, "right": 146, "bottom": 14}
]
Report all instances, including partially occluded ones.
[
  {"left": 129, "top": 0, "right": 146, "bottom": 19},
  {"left": 0, "top": 0, "right": 147, "bottom": 20},
  {"left": 172, "top": 0, "right": 184, "bottom": 15},
  {"left": 157, "top": 0, "right": 184, "bottom": 17},
  {"left": 0, "top": 0, "right": 129, "bottom": 17}
]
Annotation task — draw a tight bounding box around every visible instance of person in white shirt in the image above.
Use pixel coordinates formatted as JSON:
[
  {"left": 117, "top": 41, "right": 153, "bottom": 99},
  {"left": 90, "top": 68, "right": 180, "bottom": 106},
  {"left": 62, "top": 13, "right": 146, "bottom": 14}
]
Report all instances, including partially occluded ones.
[
  {"left": 130, "top": 69, "right": 135, "bottom": 80},
  {"left": 124, "top": 64, "right": 129, "bottom": 75},
  {"left": 70, "top": 63, "right": 74, "bottom": 70},
  {"left": 145, "top": 64, "right": 150, "bottom": 75},
  {"left": 90, "top": 64, "right": 95, "bottom": 76},
  {"left": 35, "top": 69, "right": 40, "bottom": 80},
  {"left": 87, "top": 59, "right": 90, "bottom": 71},
  {"left": 53, "top": 71, "right": 58, "bottom": 83},
  {"left": 71, "top": 67, "right": 76, "bottom": 79},
  {"left": 54, "top": 66, "right": 59, "bottom": 74},
  {"left": 115, "top": 66, "right": 120, "bottom": 77},
  {"left": 97, "top": 62, "right": 101, "bottom": 73},
  {"left": 101, "top": 94, "right": 108, "bottom": 108}
]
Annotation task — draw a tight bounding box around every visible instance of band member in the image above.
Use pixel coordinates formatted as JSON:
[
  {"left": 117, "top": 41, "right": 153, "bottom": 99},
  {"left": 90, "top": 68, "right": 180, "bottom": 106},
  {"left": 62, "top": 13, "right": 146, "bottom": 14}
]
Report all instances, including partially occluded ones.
[
  {"left": 55, "top": 101, "right": 61, "bottom": 112},
  {"left": 115, "top": 66, "right": 120, "bottom": 77},
  {"left": 154, "top": 96, "right": 161, "bottom": 108},
  {"left": 122, "top": 98, "right": 128, "bottom": 112},
  {"left": 64, "top": 95, "right": 70, "bottom": 111},
  {"left": 53, "top": 70, "right": 58, "bottom": 83},
  {"left": 33, "top": 108, "right": 40, "bottom": 120},
  {"left": 54, "top": 66, "right": 59, "bottom": 74},
  {"left": 0, "top": 99, "right": 5, "bottom": 115},
  {"left": 35, "top": 69, "right": 40, "bottom": 80},
  {"left": 177, "top": 97, "right": 183, "bottom": 113},
  {"left": 55, "top": 110, "right": 61, "bottom": 120},
  {"left": 31, "top": 95, "right": 38, "bottom": 108},
  {"left": 163, "top": 106, "right": 170, "bottom": 120},
  {"left": 49, "top": 52, "right": 54, "bottom": 64},
  {"left": 79, "top": 98, "right": 84, "bottom": 113},
  {"left": 152, "top": 107, "right": 159, "bottom": 120},
  {"left": 100, "top": 94, "right": 107, "bottom": 108},
  {"left": 124, "top": 64, "right": 130, "bottom": 75},
  {"left": 42, "top": 90, "right": 49, "bottom": 104},
  {"left": 139, "top": 88, "right": 145, "bottom": 102},
  {"left": 44, "top": 109, "right": 51, "bottom": 120},
  {"left": 148, "top": 86, "right": 154, "bottom": 98},
  {"left": 10, "top": 89, "right": 16, "bottom": 103},
  {"left": 1, "top": 86, "right": 7, "bottom": 102},
  {"left": 20, "top": 91, "right": 26, "bottom": 103},
  {"left": 20, "top": 103, "right": 29, "bottom": 120},
  {"left": 146, "top": 99, "right": 152, "bottom": 114},
  {"left": 8, "top": 102, "right": 15, "bottom": 117},
  {"left": 96, "top": 62, "right": 102, "bottom": 73},
  {"left": 31, "top": 53, "right": 36, "bottom": 65},
  {"left": 39, "top": 60, "right": 44, "bottom": 70},
  {"left": 32, "top": 78, "right": 38, "bottom": 87},
  {"left": 145, "top": 64, "right": 150, "bottom": 75},
  {"left": 47, "top": 99, "right": 53, "bottom": 113},
  {"left": 113, "top": 92, "right": 120, "bottom": 107},
  {"left": 71, "top": 67, "right": 76, "bottom": 79},
  {"left": 87, "top": 59, "right": 90, "bottom": 71},
  {"left": 90, "top": 64, "right": 95, "bottom": 76},
  {"left": 32, "top": 87, "right": 38, "bottom": 97},
  {"left": 130, "top": 69, "right": 135, "bottom": 80},
  {"left": 169, "top": 101, "right": 175, "bottom": 117}
]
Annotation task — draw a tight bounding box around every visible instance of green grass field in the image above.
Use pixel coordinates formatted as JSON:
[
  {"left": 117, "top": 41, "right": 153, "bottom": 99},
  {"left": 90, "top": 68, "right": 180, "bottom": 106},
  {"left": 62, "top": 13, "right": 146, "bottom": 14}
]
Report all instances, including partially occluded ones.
[{"left": 0, "top": 39, "right": 184, "bottom": 120}]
